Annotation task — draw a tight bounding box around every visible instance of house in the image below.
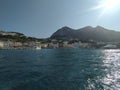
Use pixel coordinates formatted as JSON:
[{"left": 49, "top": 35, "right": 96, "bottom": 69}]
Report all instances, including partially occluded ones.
[
  {"left": 73, "top": 42, "right": 81, "bottom": 48},
  {"left": 13, "top": 42, "right": 23, "bottom": 47},
  {"left": 79, "top": 43, "right": 90, "bottom": 48},
  {"left": 4, "top": 41, "right": 15, "bottom": 48},
  {"left": 41, "top": 43, "right": 48, "bottom": 48},
  {"left": 63, "top": 41, "right": 69, "bottom": 48},
  {"left": 48, "top": 42, "right": 59, "bottom": 48}
]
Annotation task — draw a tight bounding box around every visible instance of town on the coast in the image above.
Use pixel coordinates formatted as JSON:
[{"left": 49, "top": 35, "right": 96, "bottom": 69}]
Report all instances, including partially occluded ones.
[
  {"left": 0, "top": 26, "right": 120, "bottom": 49},
  {"left": 0, "top": 38, "right": 120, "bottom": 49}
]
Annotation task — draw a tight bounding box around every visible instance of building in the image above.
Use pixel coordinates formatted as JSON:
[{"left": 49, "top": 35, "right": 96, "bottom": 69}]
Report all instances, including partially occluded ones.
[
  {"left": 13, "top": 42, "right": 23, "bottom": 47},
  {"left": 48, "top": 43, "right": 59, "bottom": 48},
  {"left": 0, "top": 41, "right": 4, "bottom": 48}
]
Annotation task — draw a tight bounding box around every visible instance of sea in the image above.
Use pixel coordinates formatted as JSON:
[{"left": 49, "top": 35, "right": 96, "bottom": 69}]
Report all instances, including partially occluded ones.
[{"left": 0, "top": 49, "right": 120, "bottom": 90}]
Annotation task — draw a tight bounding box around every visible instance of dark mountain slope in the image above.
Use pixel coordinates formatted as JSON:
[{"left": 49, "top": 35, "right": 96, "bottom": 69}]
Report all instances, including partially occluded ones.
[{"left": 50, "top": 26, "right": 120, "bottom": 42}]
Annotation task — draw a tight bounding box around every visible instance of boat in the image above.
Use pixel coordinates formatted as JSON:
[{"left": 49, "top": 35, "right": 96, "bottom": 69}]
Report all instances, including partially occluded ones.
[{"left": 35, "top": 46, "right": 41, "bottom": 50}]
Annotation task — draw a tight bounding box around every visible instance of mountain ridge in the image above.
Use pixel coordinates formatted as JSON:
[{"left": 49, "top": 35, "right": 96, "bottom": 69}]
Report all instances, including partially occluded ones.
[{"left": 50, "top": 26, "right": 120, "bottom": 42}]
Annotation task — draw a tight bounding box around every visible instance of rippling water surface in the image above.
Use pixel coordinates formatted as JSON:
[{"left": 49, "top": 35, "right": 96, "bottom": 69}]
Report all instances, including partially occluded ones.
[{"left": 0, "top": 49, "right": 120, "bottom": 90}]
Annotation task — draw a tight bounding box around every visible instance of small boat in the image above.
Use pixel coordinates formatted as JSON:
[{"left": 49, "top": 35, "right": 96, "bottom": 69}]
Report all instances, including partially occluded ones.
[{"left": 35, "top": 46, "right": 41, "bottom": 50}]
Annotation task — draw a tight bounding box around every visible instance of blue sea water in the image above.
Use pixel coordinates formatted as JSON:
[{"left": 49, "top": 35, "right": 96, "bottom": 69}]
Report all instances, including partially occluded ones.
[{"left": 0, "top": 49, "right": 120, "bottom": 90}]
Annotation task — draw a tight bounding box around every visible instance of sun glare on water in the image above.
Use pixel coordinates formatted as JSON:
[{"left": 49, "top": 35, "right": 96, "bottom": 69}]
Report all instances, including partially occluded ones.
[{"left": 93, "top": 0, "right": 120, "bottom": 16}]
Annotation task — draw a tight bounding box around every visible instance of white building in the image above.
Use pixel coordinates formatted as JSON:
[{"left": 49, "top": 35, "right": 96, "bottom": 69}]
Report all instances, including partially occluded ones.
[{"left": 0, "top": 41, "right": 4, "bottom": 48}]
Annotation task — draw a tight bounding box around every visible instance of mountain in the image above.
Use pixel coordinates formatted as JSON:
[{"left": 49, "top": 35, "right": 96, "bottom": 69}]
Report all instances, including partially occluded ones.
[{"left": 50, "top": 26, "right": 120, "bottom": 42}]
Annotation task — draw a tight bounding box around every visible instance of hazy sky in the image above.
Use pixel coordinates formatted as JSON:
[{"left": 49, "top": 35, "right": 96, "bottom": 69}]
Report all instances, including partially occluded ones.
[{"left": 0, "top": 0, "right": 120, "bottom": 38}]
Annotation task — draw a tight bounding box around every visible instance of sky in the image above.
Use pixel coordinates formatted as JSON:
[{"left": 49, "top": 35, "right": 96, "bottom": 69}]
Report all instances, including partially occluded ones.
[{"left": 0, "top": 0, "right": 120, "bottom": 38}]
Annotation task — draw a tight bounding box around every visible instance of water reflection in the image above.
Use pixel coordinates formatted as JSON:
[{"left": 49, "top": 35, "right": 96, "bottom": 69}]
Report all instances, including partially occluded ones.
[{"left": 102, "top": 49, "right": 120, "bottom": 89}]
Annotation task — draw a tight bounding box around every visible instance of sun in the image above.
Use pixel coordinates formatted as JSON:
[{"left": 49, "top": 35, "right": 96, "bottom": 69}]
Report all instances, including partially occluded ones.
[
  {"left": 93, "top": 0, "right": 120, "bottom": 16},
  {"left": 101, "top": 0, "right": 120, "bottom": 11}
]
